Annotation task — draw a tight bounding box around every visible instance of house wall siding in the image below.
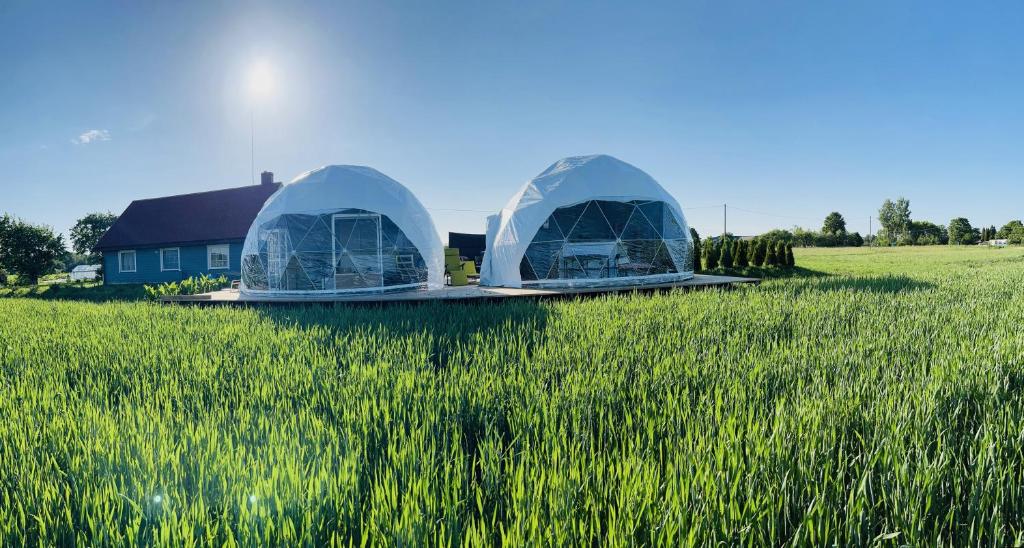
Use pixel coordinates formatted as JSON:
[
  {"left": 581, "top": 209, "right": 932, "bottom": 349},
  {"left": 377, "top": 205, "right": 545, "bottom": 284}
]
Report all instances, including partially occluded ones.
[{"left": 102, "top": 241, "right": 244, "bottom": 285}]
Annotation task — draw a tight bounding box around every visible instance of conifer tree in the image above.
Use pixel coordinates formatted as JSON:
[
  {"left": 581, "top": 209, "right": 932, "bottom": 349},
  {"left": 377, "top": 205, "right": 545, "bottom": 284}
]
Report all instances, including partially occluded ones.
[
  {"left": 690, "top": 228, "right": 702, "bottom": 272},
  {"left": 774, "top": 241, "right": 786, "bottom": 267},
  {"left": 703, "top": 238, "right": 718, "bottom": 269},
  {"left": 735, "top": 240, "right": 748, "bottom": 267},
  {"left": 751, "top": 238, "right": 764, "bottom": 266},
  {"left": 720, "top": 238, "right": 734, "bottom": 268},
  {"left": 765, "top": 241, "right": 778, "bottom": 266},
  {"left": 785, "top": 243, "right": 795, "bottom": 267}
]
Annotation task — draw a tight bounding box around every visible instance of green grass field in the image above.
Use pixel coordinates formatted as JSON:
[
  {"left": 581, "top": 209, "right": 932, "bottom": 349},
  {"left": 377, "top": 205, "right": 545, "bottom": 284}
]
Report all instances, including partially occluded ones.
[{"left": 2, "top": 246, "right": 1023, "bottom": 545}]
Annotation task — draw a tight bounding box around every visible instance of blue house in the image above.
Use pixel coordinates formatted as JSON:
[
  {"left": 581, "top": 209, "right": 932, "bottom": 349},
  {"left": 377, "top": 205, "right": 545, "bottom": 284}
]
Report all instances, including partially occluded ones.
[{"left": 94, "top": 173, "right": 282, "bottom": 284}]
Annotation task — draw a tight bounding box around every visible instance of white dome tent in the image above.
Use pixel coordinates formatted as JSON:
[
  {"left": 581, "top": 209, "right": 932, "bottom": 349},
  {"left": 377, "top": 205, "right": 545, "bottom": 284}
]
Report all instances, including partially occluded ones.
[
  {"left": 240, "top": 165, "right": 444, "bottom": 296},
  {"left": 480, "top": 155, "right": 694, "bottom": 288}
]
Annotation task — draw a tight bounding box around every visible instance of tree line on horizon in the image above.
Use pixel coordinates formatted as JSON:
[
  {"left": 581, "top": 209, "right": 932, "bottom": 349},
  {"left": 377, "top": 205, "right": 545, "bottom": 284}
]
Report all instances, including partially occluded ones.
[{"left": 726, "top": 197, "right": 1024, "bottom": 249}]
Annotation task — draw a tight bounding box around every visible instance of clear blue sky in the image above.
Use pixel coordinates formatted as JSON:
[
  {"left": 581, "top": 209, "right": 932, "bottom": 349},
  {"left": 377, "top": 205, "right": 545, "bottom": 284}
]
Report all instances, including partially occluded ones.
[{"left": 2, "top": 1, "right": 1022, "bottom": 243}]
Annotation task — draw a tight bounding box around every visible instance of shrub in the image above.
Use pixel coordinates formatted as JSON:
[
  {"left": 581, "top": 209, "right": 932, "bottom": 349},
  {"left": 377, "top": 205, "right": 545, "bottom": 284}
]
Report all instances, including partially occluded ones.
[
  {"left": 775, "top": 242, "right": 787, "bottom": 267},
  {"left": 144, "top": 274, "right": 229, "bottom": 301},
  {"left": 750, "top": 239, "right": 765, "bottom": 267},
  {"left": 690, "top": 229, "right": 702, "bottom": 272},
  {"left": 703, "top": 239, "right": 718, "bottom": 270},
  {"left": 735, "top": 240, "right": 748, "bottom": 267},
  {"left": 720, "top": 239, "right": 734, "bottom": 269},
  {"left": 785, "top": 243, "right": 795, "bottom": 267},
  {"left": 765, "top": 241, "right": 778, "bottom": 266}
]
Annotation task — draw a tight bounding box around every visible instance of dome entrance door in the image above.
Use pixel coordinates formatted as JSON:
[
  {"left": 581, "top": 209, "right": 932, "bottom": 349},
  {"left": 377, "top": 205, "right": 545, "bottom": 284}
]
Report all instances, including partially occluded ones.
[{"left": 332, "top": 213, "right": 383, "bottom": 290}]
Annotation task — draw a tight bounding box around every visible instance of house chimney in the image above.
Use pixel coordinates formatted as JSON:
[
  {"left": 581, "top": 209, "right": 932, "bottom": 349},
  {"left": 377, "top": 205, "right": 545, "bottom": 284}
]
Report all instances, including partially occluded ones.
[{"left": 260, "top": 171, "right": 274, "bottom": 185}]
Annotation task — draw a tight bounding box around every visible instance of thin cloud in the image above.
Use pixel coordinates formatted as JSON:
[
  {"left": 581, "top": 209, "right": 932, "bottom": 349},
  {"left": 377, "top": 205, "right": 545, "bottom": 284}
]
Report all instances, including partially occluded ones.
[{"left": 72, "top": 129, "right": 111, "bottom": 145}]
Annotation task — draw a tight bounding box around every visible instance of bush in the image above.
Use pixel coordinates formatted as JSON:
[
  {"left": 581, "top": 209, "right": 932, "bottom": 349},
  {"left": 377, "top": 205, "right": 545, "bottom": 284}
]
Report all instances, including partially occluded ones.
[
  {"left": 765, "top": 241, "right": 778, "bottom": 266},
  {"left": 785, "top": 243, "right": 795, "bottom": 267},
  {"left": 750, "top": 239, "right": 765, "bottom": 267},
  {"left": 0, "top": 269, "right": 7, "bottom": 287},
  {"left": 690, "top": 229, "right": 702, "bottom": 272},
  {"left": 720, "top": 239, "right": 734, "bottom": 269},
  {"left": 775, "top": 242, "right": 787, "bottom": 267},
  {"left": 144, "top": 274, "right": 229, "bottom": 301},
  {"left": 735, "top": 240, "right": 748, "bottom": 267},
  {"left": 703, "top": 239, "right": 718, "bottom": 270}
]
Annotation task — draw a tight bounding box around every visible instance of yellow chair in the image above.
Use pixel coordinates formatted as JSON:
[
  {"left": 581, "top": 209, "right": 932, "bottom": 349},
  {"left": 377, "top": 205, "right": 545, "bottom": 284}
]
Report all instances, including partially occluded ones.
[
  {"left": 462, "top": 260, "right": 478, "bottom": 277},
  {"left": 444, "top": 247, "right": 469, "bottom": 286},
  {"left": 449, "top": 268, "right": 469, "bottom": 286}
]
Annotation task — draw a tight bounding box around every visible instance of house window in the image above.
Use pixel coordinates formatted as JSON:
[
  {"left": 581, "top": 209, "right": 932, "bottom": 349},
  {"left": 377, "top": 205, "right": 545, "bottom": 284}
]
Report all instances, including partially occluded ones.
[
  {"left": 118, "top": 250, "right": 137, "bottom": 273},
  {"left": 160, "top": 248, "right": 180, "bottom": 271},
  {"left": 207, "top": 244, "right": 230, "bottom": 269}
]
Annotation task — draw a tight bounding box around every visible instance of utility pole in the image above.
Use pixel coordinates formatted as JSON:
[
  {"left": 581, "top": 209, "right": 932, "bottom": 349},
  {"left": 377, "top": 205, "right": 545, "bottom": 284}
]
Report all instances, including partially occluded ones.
[
  {"left": 869, "top": 216, "right": 872, "bottom": 239},
  {"left": 250, "top": 109, "right": 255, "bottom": 185}
]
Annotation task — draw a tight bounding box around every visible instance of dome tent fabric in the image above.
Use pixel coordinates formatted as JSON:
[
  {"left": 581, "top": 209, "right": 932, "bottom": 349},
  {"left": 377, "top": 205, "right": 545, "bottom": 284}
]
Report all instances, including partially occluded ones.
[
  {"left": 241, "top": 165, "right": 443, "bottom": 296},
  {"left": 480, "top": 155, "right": 694, "bottom": 288}
]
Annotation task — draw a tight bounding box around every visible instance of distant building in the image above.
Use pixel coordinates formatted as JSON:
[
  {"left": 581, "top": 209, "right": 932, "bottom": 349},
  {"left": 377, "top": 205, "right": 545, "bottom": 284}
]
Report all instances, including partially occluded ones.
[
  {"left": 989, "top": 239, "right": 1008, "bottom": 247},
  {"left": 94, "top": 172, "right": 282, "bottom": 284},
  {"left": 70, "top": 264, "right": 101, "bottom": 281}
]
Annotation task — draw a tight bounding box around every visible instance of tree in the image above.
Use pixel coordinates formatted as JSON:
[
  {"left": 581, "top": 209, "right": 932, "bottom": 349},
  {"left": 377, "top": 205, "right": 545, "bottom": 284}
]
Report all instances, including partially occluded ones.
[
  {"left": 703, "top": 238, "right": 718, "bottom": 269},
  {"left": 0, "top": 215, "right": 66, "bottom": 285},
  {"left": 1009, "top": 225, "right": 1024, "bottom": 245},
  {"left": 775, "top": 241, "right": 787, "bottom": 267},
  {"left": 690, "top": 228, "right": 702, "bottom": 272},
  {"left": 765, "top": 241, "right": 778, "bottom": 266},
  {"left": 70, "top": 212, "right": 117, "bottom": 262},
  {"left": 997, "top": 220, "right": 1023, "bottom": 239},
  {"left": 878, "top": 197, "right": 911, "bottom": 242},
  {"left": 785, "top": 243, "right": 795, "bottom": 267},
  {"left": 0, "top": 214, "right": 11, "bottom": 269},
  {"left": 735, "top": 240, "right": 749, "bottom": 267},
  {"left": 908, "top": 220, "right": 947, "bottom": 245},
  {"left": 947, "top": 217, "right": 978, "bottom": 245},
  {"left": 792, "top": 227, "right": 817, "bottom": 248},
  {"left": 822, "top": 212, "right": 847, "bottom": 235},
  {"left": 720, "top": 238, "right": 734, "bottom": 268},
  {"left": 847, "top": 232, "right": 864, "bottom": 247},
  {"left": 760, "top": 229, "right": 794, "bottom": 244},
  {"left": 752, "top": 239, "right": 767, "bottom": 266}
]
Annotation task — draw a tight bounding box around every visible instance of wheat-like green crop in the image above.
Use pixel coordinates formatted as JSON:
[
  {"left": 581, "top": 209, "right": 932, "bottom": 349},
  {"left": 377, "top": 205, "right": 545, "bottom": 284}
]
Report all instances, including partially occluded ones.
[{"left": 1, "top": 246, "right": 1023, "bottom": 546}]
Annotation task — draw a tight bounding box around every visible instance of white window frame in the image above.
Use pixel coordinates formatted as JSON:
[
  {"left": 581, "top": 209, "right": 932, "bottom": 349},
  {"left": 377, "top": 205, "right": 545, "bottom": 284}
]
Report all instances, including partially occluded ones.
[
  {"left": 207, "top": 244, "right": 230, "bottom": 270},
  {"left": 118, "top": 250, "right": 137, "bottom": 273},
  {"left": 160, "top": 247, "right": 181, "bottom": 272}
]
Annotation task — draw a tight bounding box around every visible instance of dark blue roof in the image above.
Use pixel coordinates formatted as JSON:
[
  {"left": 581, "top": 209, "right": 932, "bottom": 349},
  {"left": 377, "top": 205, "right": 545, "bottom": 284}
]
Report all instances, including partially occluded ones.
[{"left": 94, "top": 183, "right": 281, "bottom": 251}]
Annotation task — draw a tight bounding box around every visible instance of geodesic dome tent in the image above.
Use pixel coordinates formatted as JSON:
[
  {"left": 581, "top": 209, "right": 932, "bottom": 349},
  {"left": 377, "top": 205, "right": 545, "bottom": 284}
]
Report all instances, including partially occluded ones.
[
  {"left": 480, "top": 155, "right": 694, "bottom": 288},
  {"left": 240, "top": 165, "right": 443, "bottom": 296}
]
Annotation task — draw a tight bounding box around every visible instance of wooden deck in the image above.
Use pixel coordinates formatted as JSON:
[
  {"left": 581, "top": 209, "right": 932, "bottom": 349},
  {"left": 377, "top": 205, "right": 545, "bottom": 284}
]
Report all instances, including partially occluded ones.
[{"left": 160, "top": 274, "right": 759, "bottom": 306}]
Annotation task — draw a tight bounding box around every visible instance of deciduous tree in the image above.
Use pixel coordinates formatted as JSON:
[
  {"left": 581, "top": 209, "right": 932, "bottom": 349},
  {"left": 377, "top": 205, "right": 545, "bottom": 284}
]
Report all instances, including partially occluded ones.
[
  {"left": 822, "top": 212, "right": 847, "bottom": 235},
  {"left": 878, "top": 198, "right": 911, "bottom": 242},
  {"left": 0, "top": 215, "right": 66, "bottom": 285},
  {"left": 947, "top": 217, "right": 978, "bottom": 245},
  {"left": 70, "top": 212, "right": 118, "bottom": 261}
]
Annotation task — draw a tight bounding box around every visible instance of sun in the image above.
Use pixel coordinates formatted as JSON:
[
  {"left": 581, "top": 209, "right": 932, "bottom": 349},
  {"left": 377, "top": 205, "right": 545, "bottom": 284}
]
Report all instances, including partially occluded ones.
[{"left": 247, "top": 61, "right": 275, "bottom": 102}]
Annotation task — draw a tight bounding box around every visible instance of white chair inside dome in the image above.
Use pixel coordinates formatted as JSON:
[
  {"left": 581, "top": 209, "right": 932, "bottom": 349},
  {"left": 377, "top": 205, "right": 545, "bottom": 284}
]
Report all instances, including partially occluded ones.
[
  {"left": 240, "top": 165, "right": 444, "bottom": 296},
  {"left": 480, "top": 155, "right": 695, "bottom": 289}
]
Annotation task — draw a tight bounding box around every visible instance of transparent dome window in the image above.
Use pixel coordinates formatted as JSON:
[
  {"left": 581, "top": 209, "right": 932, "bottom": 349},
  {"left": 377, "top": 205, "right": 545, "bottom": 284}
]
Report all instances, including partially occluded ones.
[
  {"left": 241, "top": 208, "right": 428, "bottom": 293},
  {"left": 519, "top": 199, "right": 693, "bottom": 284}
]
